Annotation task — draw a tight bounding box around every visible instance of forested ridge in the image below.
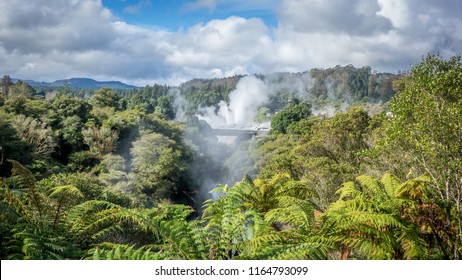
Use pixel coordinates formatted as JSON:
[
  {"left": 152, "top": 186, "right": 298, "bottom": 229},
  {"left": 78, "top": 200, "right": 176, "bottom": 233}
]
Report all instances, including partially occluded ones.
[{"left": 1, "top": 54, "right": 461, "bottom": 260}]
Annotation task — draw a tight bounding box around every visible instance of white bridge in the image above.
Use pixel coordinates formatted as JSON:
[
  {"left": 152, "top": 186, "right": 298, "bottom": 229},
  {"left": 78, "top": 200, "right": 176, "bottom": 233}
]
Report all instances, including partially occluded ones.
[{"left": 210, "top": 128, "right": 268, "bottom": 137}]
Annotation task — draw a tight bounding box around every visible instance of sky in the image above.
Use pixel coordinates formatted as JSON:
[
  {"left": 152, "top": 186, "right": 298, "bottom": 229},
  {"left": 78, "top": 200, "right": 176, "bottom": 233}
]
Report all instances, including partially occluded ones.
[{"left": 0, "top": 0, "right": 461, "bottom": 86}]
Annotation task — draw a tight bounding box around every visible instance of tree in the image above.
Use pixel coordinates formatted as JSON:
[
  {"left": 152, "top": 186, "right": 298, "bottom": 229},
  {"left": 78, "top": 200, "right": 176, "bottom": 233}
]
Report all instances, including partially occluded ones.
[
  {"left": 129, "top": 132, "right": 186, "bottom": 206},
  {"left": 11, "top": 115, "right": 57, "bottom": 160},
  {"left": 0, "top": 113, "right": 29, "bottom": 175},
  {"left": 278, "top": 107, "right": 371, "bottom": 209},
  {"left": 82, "top": 125, "right": 118, "bottom": 158},
  {"left": 200, "top": 173, "right": 325, "bottom": 259},
  {"left": 89, "top": 87, "right": 120, "bottom": 108},
  {"left": 321, "top": 174, "right": 432, "bottom": 259},
  {"left": 0, "top": 160, "right": 82, "bottom": 259},
  {"left": 270, "top": 102, "right": 311, "bottom": 134},
  {"left": 155, "top": 95, "right": 175, "bottom": 119},
  {"left": 73, "top": 202, "right": 207, "bottom": 260},
  {"left": 386, "top": 54, "right": 462, "bottom": 259},
  {"left": 1, "top": 75, "right": 12, "bottom": 99},
  {"left": 50, "top": 95, "right": 92, "bottom": 121},
  {"left": 9, "top": 80, "right": 36, "bottom": 97}
]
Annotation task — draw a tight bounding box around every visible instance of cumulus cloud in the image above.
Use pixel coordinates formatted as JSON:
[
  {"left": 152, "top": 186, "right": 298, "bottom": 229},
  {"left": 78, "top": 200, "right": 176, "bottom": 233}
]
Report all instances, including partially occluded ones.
[
  {"left": 0, "top": 0, "right": 170, "bottom": 84},
  {"left": 0, "top": 0, "right": 461, "bottom": 85},
  {"left": 270, "top": 0, "right": 462, "bottom": 72},
  {"left": 278, "top": 0, "right": 392, "bottom": 35},
  {"left": 165, "top": 16, "right": 271, "bottom": 77}
]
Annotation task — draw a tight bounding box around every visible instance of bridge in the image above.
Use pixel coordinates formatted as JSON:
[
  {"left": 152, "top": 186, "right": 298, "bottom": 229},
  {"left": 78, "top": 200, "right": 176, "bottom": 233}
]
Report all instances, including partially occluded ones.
[{"left": 210, "top": 128, "right": 268, "bottom": 137}]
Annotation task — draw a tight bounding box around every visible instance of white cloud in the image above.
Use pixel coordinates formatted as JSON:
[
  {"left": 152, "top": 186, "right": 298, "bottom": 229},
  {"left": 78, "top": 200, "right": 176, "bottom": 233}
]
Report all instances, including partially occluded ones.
[
  {"left": 377, "top": 0, "right": 410, "bottom": 28},
  {"left": 270, "top": 0, "right": 462, "bottom": 72},
  {"left": 278, "top": 0, "right": 392, "bottom": 35},
  {"left": 166, "top": 17, "right": 270, "bottom": 68},
  {"left": 0, "top": 0, "right": 461, "bottom": 86}
]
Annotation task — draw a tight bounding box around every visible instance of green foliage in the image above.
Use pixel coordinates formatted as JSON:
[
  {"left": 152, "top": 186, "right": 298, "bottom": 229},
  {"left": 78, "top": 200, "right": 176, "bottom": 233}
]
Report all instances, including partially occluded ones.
[
  {"left": 89, "top": 87, "right": 120, "bottom": 108},
  {"left": 385, "top": 54, "right": 462, "bottom": 258},
  {"left": 321, "top": 174, "right": 432, "bottom": 259},
  {"left": 11, "top": 115, "right": 57, "bottom": 160},
  {"left": 0, "top": 160, "right": 79, "bottom": 259},
  {"left": 155, "top": 95, "right": 175, "bottom": 119},
  {"left": 270, "top": 102, "right": 312, "bottom": 134},
  {"left": 89, "top": 243, "right": 159, "bottom": 260},
  {"left": 180, "top": 76, "right": 241, "bottom": 110},
  {"left": 50, "top": 95, "right": 92, "bottom": 121},
  {"left": 82, "top": 125, "right": 118, "bottom": 158},
  {"left": 1, "top": 75, "right": 12, "bottom": 98},
  {"left": 0, "top": 56, "right": 460, "bottom": 260},
  {"left": 9, "top": 81, "right": 36, "bottom": 97},
  {"left": 0, "top": 113, "right": 30, "bottom": 175},
  {"left": 260, "top": 107, "right": 373, "bottom": 209},
  {"left": 129, "top": 132, "right": 187, "bottom": 206},
  {"left": 254, "top": 107, "right": 271, "bottom": 123},
  {"left": 199, "top": 173, "right": 325, "bottom": 260}
]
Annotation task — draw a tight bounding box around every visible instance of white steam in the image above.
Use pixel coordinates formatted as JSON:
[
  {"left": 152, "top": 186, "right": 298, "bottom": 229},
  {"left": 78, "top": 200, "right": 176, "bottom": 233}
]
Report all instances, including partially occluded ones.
[{"left": 198, "top": 75, "right": 268, "bottom": 128}]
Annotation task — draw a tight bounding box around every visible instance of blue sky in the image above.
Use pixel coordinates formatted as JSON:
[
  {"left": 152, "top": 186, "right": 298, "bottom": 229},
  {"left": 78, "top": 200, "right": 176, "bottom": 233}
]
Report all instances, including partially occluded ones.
[
  {"left": 1, "top": 0, "right": 461, "bottom": 86},
  {"left": 103, "top": 0, "right": 278, "bottom": 30}
]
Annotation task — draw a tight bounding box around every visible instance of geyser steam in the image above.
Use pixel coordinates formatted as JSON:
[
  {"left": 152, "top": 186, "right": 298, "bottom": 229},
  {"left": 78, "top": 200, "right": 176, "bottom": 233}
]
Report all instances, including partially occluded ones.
[{"left": 198, "top": 75, "right": 268, "bottom": 128}]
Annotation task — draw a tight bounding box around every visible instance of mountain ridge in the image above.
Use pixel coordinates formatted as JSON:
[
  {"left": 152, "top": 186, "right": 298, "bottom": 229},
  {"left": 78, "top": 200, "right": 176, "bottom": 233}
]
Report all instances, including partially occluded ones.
[{"left": 12, "top": 77, "right": 138, "bottom": 89}]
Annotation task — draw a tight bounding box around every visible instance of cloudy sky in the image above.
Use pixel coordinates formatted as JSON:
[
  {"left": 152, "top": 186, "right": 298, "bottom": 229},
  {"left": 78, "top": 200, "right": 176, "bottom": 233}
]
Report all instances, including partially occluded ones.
[{"left": 0, "top": 0, "right": 461, "bottom": 86}]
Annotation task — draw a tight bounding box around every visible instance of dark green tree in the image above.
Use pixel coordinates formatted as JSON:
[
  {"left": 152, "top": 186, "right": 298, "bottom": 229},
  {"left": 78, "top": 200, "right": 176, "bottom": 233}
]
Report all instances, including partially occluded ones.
[
  {"left": 270, "top": 102, "right": 312, "bottom": 134},
  {"left": 1, "top": 75, "right": 12, "bottom": 99},
  {"left": 89, "top": 87, "right": 120, "bottom": 108}
]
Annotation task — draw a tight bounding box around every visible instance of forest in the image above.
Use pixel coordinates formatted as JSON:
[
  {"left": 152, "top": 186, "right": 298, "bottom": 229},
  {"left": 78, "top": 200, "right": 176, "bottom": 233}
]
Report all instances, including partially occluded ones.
[{"left": 0, "top": 54, "right": 461, "bottom": 260}]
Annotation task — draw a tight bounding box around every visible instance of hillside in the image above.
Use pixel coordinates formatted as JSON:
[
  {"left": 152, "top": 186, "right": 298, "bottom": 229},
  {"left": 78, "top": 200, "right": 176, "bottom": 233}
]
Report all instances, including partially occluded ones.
[{"left": 12, "top": 77, "right": 137, "bottom": 89}]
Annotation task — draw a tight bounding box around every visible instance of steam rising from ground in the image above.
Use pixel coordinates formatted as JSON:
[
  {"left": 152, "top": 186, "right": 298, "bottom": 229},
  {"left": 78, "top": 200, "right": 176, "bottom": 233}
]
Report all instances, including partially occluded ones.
[
  {"left": 181, "top": 72, "right": 355, "bottom": 205},
  {"left": 198, "top": 75, "right": 268, "bottom": 128}
]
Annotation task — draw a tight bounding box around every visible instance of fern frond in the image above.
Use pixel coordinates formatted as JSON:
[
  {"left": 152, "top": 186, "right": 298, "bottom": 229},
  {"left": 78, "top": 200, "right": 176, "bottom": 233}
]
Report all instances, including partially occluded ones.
[
  {"left": 49, "top": 185, "right": 84, "bottom": 200},
  {"left": 88, "top": 243, "right": 159, "bottom": 260},
  {"left": 396, "top": 175, "right": 431, "bottom": 200},
  {"left": 380, "top": 173, "right": 401, "bottom": 197}
]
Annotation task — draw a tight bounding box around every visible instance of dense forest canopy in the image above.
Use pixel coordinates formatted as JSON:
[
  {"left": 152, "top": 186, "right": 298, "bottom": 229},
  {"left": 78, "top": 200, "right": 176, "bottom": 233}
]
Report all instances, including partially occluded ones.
[{"left": 1, "top": 55, "right": 461, "bottom": 260}]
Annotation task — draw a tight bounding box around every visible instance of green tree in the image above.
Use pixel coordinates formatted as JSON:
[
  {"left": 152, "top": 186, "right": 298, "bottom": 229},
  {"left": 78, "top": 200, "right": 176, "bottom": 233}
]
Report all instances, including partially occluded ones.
[
  {"left": 50, "top": 95, "right": 92, "bottom": 121},
  {"left": 270, "top": 102, "right": 311, "bottom": 134},
  {"left": 0, "top": 160, "right": 82, "bottom": 259},
  {"left": 386, "top": 54, "right": 462, "bottom": 258},
  {"left": 201, "top": 173, "right": 324, "bottom": 259},
  {"left": 260, "top": 107, "right": 371, "bottom": 209},
  {"left": 9, "top": 80, "right": 36, "bottom": 97},
  {"left": 0, "top": 113, "right": 29, "bottom": 175},
  {"left": 254, "top": 107, "right": 271, "bottom": 123},
  {"left": 1, "top": 75, "right": 12, "bottom": 99},
  {"left": 11, "top": 115, "right": 56, "bottom": 160},
  {"left": 155, "top": 95, "right": 175, "bottom": 119},
  {"left": 82, "top": 125, "right": 118, "bottom": 158},
  {"left": 129, "top": 132, "right": 186, "bottom": 206},
  {"left": 89, "top": 87, "right": 120, "bottom": 108},
  {"left": 321, "top": 174, "right": 433, "bottom": 259}
]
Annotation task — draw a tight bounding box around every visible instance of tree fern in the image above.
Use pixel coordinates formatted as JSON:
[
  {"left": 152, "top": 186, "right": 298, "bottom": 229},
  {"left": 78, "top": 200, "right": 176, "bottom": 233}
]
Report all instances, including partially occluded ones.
[
  {"left": 7, "top": 160, "right": 47, "bottom": 225},
  {"left": 88, "top": 243, "right": 160, "bottom": 260},
  {"left": 201, "top": 184, "right": 269, "bottom": 259},
  {"left": 320, "top": 173, "right": 431, "bottom": 259},
  {"left": 9, "top": 224, "right": 82, "bottom": 259},
  {"left": 202, "top": 174, "right": 327, "bottom": 260},
  {"left": 70, "top": 200, "right": 209, "bottom": 259}
]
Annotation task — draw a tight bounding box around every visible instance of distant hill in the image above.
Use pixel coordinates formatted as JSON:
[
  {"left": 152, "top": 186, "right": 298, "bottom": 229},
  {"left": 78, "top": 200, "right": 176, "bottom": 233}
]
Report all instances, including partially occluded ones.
[{"left": 13, "top": 77, "right": 137, "bottom": 89}]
